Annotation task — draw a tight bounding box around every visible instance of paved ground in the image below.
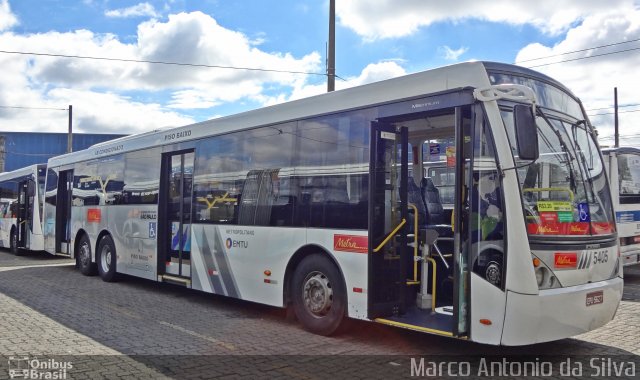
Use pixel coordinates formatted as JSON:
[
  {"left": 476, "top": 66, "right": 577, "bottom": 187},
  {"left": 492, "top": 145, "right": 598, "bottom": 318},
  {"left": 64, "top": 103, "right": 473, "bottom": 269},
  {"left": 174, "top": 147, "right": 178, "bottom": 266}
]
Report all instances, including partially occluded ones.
[{"left": 0, "top": 249, "right": 638, "bottom": 379}]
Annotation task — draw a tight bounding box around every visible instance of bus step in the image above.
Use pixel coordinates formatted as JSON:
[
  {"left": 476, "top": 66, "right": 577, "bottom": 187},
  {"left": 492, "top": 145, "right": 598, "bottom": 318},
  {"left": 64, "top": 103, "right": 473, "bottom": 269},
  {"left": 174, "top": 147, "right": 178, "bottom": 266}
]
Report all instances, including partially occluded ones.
[{"left": 159, "top": 274, "right": 192, "bottom": 287}]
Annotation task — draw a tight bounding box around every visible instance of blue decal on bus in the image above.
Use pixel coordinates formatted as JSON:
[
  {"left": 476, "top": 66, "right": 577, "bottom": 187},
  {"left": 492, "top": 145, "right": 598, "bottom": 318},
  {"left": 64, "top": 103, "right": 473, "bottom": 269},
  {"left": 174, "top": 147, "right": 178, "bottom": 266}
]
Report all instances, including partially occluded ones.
[
  {"left": 616, "top": 210, "right": 640, "bottom": 223},
  {"left": 149, "top": 222, "right": 156, "bottom": 239}
]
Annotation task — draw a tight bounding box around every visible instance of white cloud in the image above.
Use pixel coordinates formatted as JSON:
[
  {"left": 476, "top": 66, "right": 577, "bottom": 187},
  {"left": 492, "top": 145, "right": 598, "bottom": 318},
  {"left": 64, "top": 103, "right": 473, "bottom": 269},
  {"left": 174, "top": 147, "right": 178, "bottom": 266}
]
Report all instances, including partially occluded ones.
[
  {"left": 259, "top": 61, "right": 407, "bottom": 105},
  {"left": 0, "top": 11, "right": 322, "bottom": 134},
  {"left": 440, "top": 46, "right": 468, "bottom": 61},
  {"left": 105, "top": 2, "right": 158, "bottom": 19},
  {"left": 515, "top": 9, "right": 640, "bottom": 146},
  {"left": 0, "top": 0, "right": 17, "bottom": 31},
  {"left": 337, "top": 0, "right": 634, "bottom": 40},
  {"left": 167, "top": 89, "right": 220, "bottom": 109}
]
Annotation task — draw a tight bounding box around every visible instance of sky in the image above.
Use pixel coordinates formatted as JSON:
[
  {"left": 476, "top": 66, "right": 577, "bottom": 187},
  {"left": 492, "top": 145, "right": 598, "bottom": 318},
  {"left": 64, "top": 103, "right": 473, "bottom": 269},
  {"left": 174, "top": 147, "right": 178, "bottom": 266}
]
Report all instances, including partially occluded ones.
[{"left": 0, "top": 0, "right": 639, "bottom": 147}]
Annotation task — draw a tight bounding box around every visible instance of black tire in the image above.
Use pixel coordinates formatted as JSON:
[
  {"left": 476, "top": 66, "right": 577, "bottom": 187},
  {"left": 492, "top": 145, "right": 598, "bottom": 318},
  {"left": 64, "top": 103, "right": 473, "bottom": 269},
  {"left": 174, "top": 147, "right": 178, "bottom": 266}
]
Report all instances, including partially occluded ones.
[
  {"left": 77, "top": 234, "right": 97, "bottom": 276},
  {"left": 96, "top": 235, "right": 118, "bottom": 282},
  {"left": 291, "top": 254, "right": 346, "bottom": 336},
  {"left": 484, "top": 260, "right": 502, "bottom": 287},
  {"left": 9, "top": 228, "right": 21, "bottom": 256}
]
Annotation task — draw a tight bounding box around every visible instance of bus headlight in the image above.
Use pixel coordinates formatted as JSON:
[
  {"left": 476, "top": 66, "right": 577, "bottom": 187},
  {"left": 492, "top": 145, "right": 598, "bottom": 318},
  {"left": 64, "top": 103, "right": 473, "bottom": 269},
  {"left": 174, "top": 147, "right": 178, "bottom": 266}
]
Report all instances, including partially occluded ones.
[
  {"left": 535, "top": 266, "right": 545, "bottom": 286},
  {"left": 532, "top": 254, "right": 561, "bottom": 290}
]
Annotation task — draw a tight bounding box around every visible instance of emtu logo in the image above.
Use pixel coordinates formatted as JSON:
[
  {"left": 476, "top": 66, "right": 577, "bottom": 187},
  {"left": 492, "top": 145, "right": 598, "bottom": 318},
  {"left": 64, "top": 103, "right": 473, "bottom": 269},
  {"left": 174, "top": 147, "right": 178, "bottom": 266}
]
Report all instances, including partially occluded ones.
[{"left": 226, "top": 238, "right": 248, "bottom": 249}]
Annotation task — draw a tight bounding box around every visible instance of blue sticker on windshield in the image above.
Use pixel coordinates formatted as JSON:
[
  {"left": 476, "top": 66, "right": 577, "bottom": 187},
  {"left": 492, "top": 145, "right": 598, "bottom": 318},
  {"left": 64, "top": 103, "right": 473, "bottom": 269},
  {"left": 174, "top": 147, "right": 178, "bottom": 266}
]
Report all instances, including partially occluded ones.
[{"left": 578, "top": 203, "right": 590, "bottom": 222}]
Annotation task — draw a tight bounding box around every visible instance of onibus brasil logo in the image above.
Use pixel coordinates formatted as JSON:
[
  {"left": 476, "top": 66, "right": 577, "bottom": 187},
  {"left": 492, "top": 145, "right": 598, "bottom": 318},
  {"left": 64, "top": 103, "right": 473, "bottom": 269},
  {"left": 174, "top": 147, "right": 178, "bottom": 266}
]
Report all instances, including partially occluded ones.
[{"left": 7, "top": 356, "right": 72, "bottom": 379}]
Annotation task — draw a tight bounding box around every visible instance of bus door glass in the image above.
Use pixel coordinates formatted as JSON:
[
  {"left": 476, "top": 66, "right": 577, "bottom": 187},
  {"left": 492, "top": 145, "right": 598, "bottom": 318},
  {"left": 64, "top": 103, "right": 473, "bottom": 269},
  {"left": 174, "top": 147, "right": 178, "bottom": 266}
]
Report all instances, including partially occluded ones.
[
  {"left": 163, "top": 151, "right": 194, "bottom": 278},
  {"left": 368, "top": 121, "right": 409, "bottom": 318},
  {"left": 56, "top": 170, "right": 73, "bottom": 254},
  {"left": 17, "top": 180, "right": 28, "bottom": 247}
]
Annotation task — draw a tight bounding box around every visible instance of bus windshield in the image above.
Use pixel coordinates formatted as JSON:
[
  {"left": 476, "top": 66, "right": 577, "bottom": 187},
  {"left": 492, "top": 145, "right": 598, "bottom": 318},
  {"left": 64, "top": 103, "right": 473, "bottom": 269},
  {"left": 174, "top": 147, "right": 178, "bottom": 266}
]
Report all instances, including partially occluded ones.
[{"left": 501, "top": 103, "right": 615, "bottom": 237}]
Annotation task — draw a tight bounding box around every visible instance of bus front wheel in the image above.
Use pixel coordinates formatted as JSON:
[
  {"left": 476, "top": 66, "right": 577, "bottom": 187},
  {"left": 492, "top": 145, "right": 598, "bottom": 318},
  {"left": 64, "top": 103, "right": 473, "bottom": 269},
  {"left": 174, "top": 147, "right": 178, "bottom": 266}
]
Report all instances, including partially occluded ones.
[
  {"left": 97, "top": 235, "right": 118, "bottom": 282},
  {"left": 291, "top": 254, "right": 346, "bottom": 336},
  {"left": 77, "top": 234, "right": 97, "bottom": 276}
]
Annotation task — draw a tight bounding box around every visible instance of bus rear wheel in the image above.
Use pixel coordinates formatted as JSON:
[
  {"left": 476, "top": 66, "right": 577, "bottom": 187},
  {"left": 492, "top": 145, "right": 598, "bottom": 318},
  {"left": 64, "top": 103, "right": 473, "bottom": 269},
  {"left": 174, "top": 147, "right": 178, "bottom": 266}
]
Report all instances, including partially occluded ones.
[
  {"left": 291, "top": 254, "right": 346, "bottom": 336},
  {"left": 9, "top": 229, "right": 21, "bottom": 256},
  {"left": 77, "top": 234, "right": 97, "bottom": 276},
  {"left": 97, "top": 235, "right": 118, "bottom": 282}
]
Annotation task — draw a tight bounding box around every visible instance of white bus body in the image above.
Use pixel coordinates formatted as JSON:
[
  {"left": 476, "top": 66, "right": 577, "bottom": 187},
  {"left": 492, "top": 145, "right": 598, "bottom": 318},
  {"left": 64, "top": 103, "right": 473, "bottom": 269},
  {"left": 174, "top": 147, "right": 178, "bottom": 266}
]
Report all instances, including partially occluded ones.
[
  {"left": 44, "top": 61, "right": 622, "bottom": 345},
  {"left": 603, "top": 147, "right": 640, "bottom": 266},
  {"left": 0, "top": 164, "right": 47, "bottom": 253}
]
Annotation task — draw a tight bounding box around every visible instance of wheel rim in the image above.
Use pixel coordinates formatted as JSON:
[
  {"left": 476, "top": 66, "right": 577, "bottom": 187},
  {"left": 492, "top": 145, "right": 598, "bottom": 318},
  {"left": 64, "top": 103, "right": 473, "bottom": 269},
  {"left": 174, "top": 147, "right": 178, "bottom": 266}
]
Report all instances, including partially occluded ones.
[
  {"left": 79, "top": 242, "right": 90, "bottom": 267},
  {"left": 302, "top": 271, "right": 333, "bottom": 317},
  {"left": 101, "top": 245, "right": 111, "bottom": 273},
  {"left": 486, "top": 262, "right": 501, "bottom": 285},
  {"left": 11, "top": 232, "right": 17, "bottom": 249}
]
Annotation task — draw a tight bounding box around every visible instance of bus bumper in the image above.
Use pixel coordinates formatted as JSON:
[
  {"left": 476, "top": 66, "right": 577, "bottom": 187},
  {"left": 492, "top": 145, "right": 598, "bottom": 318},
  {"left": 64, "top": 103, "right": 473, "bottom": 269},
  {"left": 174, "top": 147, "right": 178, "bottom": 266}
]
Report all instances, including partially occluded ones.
[{"left": 500, "top": 277, "right": 623, "bottom": 346}]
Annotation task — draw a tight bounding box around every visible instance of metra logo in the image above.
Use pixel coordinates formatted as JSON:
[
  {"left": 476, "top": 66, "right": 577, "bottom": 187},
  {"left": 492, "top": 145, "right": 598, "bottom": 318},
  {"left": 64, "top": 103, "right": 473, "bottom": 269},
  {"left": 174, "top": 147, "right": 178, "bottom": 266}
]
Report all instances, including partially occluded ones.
[
  {"left": 334, "top": 234, "right": 368, "bottom": 253},
  {"left": 226, "top": 238, "right": 248, "bottom": 249},
  {"left": 554, "top": 252, "right": 578, "bottom": 269}
]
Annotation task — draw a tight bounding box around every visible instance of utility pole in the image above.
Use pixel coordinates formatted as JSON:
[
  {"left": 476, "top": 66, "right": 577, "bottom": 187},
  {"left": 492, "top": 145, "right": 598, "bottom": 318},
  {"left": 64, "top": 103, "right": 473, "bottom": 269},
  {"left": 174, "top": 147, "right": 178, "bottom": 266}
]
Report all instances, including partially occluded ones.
[
  {"left": 67, "top": 105, "right": 73, "bottom": 153},
  {"left": 614, "top": 88, "right": 619, "bottom": 148},
  {"left": 327, "top": 0, "right": 335, "bottom": 92}
]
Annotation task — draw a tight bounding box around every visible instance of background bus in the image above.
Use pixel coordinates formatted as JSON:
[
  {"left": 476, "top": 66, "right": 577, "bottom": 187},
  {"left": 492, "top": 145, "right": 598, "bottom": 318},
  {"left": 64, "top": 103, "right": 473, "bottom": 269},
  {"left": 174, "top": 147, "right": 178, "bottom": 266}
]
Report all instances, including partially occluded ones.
[
  {"left": 603, "top": 147, "right": 640, "bottom": 267},
  {"left": 0, "top": 164, "right": 47, "bottom": 254},
  {"left": 43, "top": 61, "right": 622, "bottom": 345}
]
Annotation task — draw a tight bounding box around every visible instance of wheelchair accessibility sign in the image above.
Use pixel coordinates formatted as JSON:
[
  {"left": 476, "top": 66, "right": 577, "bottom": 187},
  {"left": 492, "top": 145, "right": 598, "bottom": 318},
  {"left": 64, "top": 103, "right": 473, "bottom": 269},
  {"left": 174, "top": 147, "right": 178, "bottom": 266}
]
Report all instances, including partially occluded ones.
[
  {"left": 149, "top": 222, "right": 157, "bottom": 239},
  {"left": 578, "top": 203, "right": 590, "bottom": 222}
]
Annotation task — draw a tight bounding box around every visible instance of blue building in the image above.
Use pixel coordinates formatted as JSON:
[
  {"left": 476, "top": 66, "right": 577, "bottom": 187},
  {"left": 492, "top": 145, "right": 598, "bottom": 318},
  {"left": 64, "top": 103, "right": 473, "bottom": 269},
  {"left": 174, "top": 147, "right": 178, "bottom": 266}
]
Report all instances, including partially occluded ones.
[{"left": 0, "top": 132, "right": 126, "bottom": 172}]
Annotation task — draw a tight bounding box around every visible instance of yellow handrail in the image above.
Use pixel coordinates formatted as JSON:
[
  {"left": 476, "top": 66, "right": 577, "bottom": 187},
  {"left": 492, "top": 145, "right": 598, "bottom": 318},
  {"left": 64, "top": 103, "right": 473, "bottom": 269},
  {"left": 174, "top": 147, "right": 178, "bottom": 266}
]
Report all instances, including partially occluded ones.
[
  {"left": 425, "top": 257, "right": 438, "bottom": 312},
  {"left": 373, "top": 218, "right": 406, "bottom": 253},
  {"left": 407, "top": 203, "right": 419, "bottom": 284}
]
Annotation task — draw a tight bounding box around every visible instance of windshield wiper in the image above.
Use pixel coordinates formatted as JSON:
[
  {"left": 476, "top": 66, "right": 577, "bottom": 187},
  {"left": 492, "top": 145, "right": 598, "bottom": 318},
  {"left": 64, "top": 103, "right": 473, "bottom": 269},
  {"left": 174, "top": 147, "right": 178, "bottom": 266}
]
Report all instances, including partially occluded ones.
[
  {"left": 571, "top": 120, "right": 599, "bottom": 205},
  {"left": 536, "top": 109, "right": 579, "bottom": 193}
]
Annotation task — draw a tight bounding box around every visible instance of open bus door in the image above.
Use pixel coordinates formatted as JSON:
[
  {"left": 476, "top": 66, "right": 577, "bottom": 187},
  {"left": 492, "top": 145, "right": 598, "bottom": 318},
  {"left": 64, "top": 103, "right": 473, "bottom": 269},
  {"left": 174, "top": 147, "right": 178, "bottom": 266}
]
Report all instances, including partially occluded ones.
[{"left": 368, "top": 106, "right": 472, "bottom": 338}]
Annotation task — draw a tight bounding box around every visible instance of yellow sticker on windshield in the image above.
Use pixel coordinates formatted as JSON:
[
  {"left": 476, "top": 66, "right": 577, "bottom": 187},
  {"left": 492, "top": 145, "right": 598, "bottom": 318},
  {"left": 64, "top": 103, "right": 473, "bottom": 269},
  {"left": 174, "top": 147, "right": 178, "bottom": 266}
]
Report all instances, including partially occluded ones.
[{"left": 537, "top": 201, "right": 572, "bottom": 212}]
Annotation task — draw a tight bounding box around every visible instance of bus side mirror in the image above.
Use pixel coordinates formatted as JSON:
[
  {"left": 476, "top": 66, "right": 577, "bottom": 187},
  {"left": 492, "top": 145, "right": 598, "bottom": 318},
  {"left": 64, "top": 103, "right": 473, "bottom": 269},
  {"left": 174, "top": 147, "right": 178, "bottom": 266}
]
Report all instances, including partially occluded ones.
[{"left": 514, "top": 104, "right": 539, "bottom": 161}]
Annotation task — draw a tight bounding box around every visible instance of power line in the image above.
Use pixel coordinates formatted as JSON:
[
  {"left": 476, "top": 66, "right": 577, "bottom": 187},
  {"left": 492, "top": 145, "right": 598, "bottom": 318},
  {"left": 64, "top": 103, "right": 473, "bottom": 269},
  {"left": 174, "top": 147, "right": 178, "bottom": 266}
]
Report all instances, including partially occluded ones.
[
  {"left": 0, "top": 105, "right": 67, "bottom": 111},
  {"left": 585, "top": 103, "right": 640, "bottom": 112},
  {"left": 0, "top": 49, "right": 335, "bottom": 78},
  {"left": 588, "top": 109, "right": 640, "bottom": 117},
  {"left": 524, "top": 46, "right": 640, "bottom": 68},
  {"left": 516, "top": 38, "right": 640, "bottom": 64}
]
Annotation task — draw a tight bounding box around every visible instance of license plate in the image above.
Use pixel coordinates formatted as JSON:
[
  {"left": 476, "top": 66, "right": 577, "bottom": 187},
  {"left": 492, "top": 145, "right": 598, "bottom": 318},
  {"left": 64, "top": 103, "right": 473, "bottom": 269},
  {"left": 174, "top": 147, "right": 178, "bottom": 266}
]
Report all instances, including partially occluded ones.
[{"left": 586, "top": 290, "right": 604, "bottom": 306}]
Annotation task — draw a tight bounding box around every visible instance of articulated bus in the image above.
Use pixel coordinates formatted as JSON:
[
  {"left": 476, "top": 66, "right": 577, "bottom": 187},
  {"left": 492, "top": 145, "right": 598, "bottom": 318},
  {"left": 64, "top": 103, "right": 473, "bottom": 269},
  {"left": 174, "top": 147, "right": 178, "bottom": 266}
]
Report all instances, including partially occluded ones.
[
  {"left": 43, "top": 61, "right": 622, "bottom": 345},
  {"left": 603, "top": 147, "right": 640, "bottom": 267},
  {"left": 0, "top": 164, "right": 47, "bottom": 254}
]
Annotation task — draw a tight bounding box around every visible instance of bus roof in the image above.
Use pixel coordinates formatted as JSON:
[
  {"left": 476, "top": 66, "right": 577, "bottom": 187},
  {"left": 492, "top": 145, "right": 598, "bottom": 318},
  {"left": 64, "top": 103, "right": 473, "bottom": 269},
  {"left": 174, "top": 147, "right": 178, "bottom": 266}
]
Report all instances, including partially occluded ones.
[
  {"left": 47, "top": 61, "right": 564, "bottom": 168},
  {"left": 0, "top": 164, "right": 45, "bottom": 182}
]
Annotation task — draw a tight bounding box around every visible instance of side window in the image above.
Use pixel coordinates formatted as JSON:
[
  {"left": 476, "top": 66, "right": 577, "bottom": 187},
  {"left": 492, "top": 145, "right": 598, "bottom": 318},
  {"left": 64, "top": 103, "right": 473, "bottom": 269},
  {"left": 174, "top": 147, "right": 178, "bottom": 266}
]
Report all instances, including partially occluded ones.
[
  {"left": 123, "top": 148, "right": 161, "bottom": 204},
  {"left": 0, "top": 179, "right": 18, "bottom": 218},
  {"left": 73, "top": 161, "right": 99, "bottom": 206},
  {"left": 97, "top": 155, "right": 124, "bottom": 205},
  {"left": 192, "top": 108, "right": 373, "bottom": 229},
  {"left": 618, "top": 153, "right": 640, "bottom": 195},
  {"left": 295, "top": 110, "right": 371, "bottom": 229},
  {"left": 72, "top": 155, "right": 124, "bottom": 206},
  {"left": 45, "top": 169, "right": 58, "bottom": 209},
  {"left": 193, "top": 123, "right": 296, "bottom": 226},
  {"left": 471, "top": 116, "right": 505, "bottom": 289}
]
